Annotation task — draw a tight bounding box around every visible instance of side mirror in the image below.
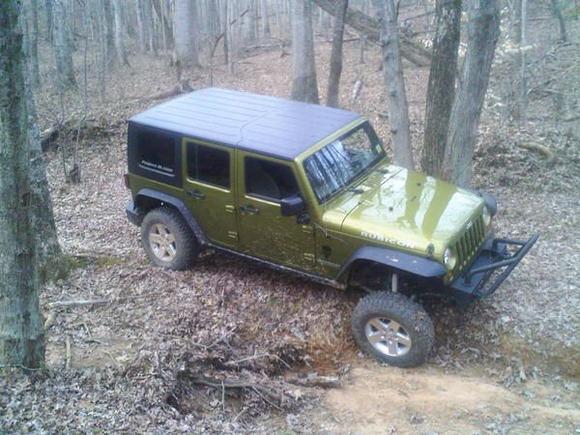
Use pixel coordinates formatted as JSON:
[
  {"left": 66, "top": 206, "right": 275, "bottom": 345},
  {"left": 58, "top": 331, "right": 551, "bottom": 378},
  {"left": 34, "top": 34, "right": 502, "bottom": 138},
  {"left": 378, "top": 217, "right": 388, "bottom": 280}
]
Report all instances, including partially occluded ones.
[{"left": 280, "top": 194, "right": 305, "bottom": 217}]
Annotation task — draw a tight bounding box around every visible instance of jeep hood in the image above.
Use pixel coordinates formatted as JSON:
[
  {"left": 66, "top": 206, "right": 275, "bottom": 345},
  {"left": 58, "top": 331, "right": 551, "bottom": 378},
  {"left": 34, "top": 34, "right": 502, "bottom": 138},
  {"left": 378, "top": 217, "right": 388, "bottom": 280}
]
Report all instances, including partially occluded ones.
[{"left": 323, "top": 165, "right": 485, "bottom": 254}]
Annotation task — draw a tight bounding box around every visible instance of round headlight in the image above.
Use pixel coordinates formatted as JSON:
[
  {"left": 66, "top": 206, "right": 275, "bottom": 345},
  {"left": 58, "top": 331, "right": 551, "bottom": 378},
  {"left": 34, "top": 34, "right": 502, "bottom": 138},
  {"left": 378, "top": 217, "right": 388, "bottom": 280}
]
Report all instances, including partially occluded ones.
[
  {"left": 482, "top": 206, "right": 492, "bottom": 227},
  {"left": 443, "top": 248, "right": 457, "bottom": 270}
]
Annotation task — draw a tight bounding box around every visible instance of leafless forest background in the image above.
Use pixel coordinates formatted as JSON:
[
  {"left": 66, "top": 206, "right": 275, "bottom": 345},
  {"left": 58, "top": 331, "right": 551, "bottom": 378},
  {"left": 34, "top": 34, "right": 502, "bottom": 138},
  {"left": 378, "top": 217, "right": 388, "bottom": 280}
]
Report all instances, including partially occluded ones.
[{"left": 1, "top": 0, "right": 579, "bottom": 433}]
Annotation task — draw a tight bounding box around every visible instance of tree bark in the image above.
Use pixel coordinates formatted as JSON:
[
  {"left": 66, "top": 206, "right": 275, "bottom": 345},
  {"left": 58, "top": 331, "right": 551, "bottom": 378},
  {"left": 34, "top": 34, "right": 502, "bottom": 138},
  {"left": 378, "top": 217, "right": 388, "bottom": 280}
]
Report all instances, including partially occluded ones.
[
  {"left": 326, "top": 0, "right": 348, "bottom": 108},
  {"left": 312, "top": 0, "right": 431, "bottom": 66},
  {"left": 152, "top": 0, "right": 174, "bottom": 51},
  {"left": 374, "top": 0, "right": 414, "bottom": 169},
  {"left": 443, "top": 0, "right": 500, "bottom": 187},
  {"left": 45, "top": 0, "right": 53, "bottom": 42},
  {"left": 103, "top": 0, "right": 117, "bottom": 66},
  {"left": 421, "top": 0, "right": 461, "bottom": 177},
  {"left": 519, "top": 0, "right": 528, "bottom": 123},
  {"left": 550, "top": 0, "right": 567, "bottom": 43},
  {"left": 174, "top": 0, "right": 201, "bottom": 67},
  {"left": 112, "top": 0, "right": 129, "bottom": 65},
  {"left": 223, "top": 0, "right": 230, "bottom": 67},
  {"left": 291, "top": 0, "right": 319, "bottom": 104},
  {"left": 52, "top": 0, "right": 76, "bottom": 87},
  {"left": 28, "top": 0, "right": 41, "bottom": 87},
  {"left": 0, "top": 0, "right": 46, "bottom": 369},
  {"left": 135, "top": 0, "right": 148, "bottom": 52},
  {"left": 261, "top": 0, "right": 271, "bottom": 37},
  {"left": 25, "top": 79, "right": 63, "bottom": 285}
]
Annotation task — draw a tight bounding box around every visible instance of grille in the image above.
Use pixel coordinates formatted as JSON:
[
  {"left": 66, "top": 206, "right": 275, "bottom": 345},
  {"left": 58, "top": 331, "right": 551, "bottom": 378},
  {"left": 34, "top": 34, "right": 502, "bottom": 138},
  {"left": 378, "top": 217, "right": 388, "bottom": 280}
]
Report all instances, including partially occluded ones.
[{"left": 454, "top": 215, "right": 486, "bottom": 273}]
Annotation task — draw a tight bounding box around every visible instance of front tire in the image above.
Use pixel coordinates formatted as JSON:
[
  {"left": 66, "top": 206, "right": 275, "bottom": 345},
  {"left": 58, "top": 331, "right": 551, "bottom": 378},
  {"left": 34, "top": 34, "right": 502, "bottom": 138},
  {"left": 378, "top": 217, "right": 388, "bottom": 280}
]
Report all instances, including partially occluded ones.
[
  {"left": 141, "top": 208, "right": 199, "bottom": 270},
  {"left": 352, "top": 292, "right": 434, "bottom": 368}
]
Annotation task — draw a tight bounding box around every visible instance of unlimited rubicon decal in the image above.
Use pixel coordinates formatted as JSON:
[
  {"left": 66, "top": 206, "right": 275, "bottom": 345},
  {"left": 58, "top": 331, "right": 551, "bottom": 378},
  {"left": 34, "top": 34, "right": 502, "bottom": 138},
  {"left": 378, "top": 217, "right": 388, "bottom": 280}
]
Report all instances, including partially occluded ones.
[{"left": 361, "top": 231, "right": 417, "bottom": 249}]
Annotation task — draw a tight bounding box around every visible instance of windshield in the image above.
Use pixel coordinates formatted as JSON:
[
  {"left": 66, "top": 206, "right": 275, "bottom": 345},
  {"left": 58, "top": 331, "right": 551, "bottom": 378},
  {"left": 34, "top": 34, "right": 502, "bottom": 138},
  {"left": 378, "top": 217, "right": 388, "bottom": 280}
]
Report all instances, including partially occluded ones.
[{"left": 304, "top": 123, "right": 385, "bottom": 203}]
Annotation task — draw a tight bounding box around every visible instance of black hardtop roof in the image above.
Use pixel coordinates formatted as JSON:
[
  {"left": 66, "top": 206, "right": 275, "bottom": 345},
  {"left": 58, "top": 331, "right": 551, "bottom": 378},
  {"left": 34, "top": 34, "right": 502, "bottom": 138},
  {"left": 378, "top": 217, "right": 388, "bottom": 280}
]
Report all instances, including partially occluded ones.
[{"left": 129, "top": 87, "right": 362, "bottom": 160}]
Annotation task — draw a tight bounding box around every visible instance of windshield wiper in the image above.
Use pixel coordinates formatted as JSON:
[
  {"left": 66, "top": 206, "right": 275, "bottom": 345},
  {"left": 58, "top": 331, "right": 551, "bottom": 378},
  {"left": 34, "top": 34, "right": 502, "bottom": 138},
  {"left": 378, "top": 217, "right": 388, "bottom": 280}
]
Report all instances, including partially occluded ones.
[{"left": 348, "top": 187, "right": 365, "bottom": 194}]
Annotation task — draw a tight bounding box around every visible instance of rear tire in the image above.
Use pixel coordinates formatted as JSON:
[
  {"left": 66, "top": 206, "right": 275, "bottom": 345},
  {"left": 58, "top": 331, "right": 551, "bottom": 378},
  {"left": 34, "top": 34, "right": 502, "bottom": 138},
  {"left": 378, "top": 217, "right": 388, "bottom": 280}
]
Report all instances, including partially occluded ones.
[
  {"left": 141, "top": 208, "right": 199, "bottom": 270},
  {"left": 352, "top": 292, "right": 434, "bottom": 368}
]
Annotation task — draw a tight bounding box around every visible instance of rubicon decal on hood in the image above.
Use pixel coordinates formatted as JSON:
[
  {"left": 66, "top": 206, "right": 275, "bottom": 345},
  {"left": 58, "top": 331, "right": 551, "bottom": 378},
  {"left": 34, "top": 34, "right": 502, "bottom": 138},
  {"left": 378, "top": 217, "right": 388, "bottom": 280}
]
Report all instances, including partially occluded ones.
[{"left": 361, "top": 231, "right": 417, "bottom": 249}]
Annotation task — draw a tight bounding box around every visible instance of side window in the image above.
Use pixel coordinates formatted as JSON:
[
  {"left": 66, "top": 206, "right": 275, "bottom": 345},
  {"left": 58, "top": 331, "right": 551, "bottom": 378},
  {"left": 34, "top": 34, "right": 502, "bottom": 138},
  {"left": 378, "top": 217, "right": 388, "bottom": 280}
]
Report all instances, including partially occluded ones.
[
  {"left": 245, "top": 157, "right": 299, "bottom": 201},
  {"left": 136, "top": 129, "right": 175, "bottom": 175},
  {"left": 187, "top": 143, "right": 230, "bottom": 189}
]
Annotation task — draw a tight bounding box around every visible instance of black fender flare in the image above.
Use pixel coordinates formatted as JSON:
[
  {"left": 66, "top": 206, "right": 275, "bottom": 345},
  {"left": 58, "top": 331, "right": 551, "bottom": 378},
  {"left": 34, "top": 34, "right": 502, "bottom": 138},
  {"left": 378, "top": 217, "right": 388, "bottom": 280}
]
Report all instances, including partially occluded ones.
[
  {"left": 134, "top": 188, "right": 208, "bottom": 245},
  {"left": 336, "top": 245, "right": 447, "bottom": 284}
]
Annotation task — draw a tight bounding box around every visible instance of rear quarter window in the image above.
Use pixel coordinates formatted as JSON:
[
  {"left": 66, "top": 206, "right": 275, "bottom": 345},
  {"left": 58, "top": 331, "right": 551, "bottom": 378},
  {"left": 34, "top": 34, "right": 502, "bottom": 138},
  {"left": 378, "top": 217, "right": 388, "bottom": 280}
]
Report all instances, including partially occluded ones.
[{"left": 128, "top": 123, "right": 181, "bottom": 187}]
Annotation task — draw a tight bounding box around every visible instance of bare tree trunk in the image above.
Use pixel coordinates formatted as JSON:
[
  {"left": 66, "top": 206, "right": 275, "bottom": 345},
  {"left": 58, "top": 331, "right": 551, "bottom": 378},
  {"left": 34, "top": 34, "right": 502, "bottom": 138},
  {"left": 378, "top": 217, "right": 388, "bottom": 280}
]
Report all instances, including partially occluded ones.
[
  {"left": 326, "top": 0, "right": 348, "bottom": 107},
  {"left": 135, "top": 0, "right": 148, "bottom": 52},
  {"left": 291, "top": 0, "right": 319, "bottom": 104},
  {"left": 45, "top": 0, "right": 54, "bottom": 42},
  {"left": 421, "top": 0, "right": 461, "bottom": 176},
  {"left": 95, "top": 0, "right": 108, "bottom": 100},
  {"left": 510, "top": 0, "right": 522, "bottom": 44},
  {"left": 261, "top": 0, "right": 271, "bottom": 37},
  {"left": 0, "top": 0, "right": 46, "bottom": 369},
  {"left": 519, "top": 0, "right": 528, "bottom": 124},
  {"left": 143, "top": 0, "right": 156, "bottom": 53},
  {"left": 443, "top": 0, "right": 500, "bottom": 187},
  {"left": 373, "top": 0, "right": 414, "bottom": 169},
  {"left": 207, "top": 0, "right": 221, "bottom": 40},
  {"left": 223, "top": 0, "right": 230, "bottom": 67},
  {"left": 550, "top": 0, "right": 567, "bottom": 43},
  {"left": 174, "top": 0, "right": 201, "bottom": 67},
  {"left": 152, "top": 0, "right": 174, "bottom": 51},
  {"left": 104, "top": 0, "right": 117, "bottom": 66},
  {"left": 244, "top": 0, "right": 258, "bottom": 44},
  {"left": 28, "top": 0, "right": 41, "bottom": 87},
  {"left": 112, "top": 0, "right": 129, "bottom": 65},
  {"left": 52, "top": 0, "right": 76, "bottom": 87},
  {"left": 26, "top": 75, "right": 64, "bottom": 284}
]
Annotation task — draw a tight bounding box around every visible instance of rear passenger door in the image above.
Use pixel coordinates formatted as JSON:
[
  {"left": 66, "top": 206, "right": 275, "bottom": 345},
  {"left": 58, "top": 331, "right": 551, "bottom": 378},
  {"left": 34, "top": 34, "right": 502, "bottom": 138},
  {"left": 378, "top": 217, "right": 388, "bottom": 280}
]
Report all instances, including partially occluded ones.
[
  {"left": 182, "top": 139, "right": 238, "bottom": 248},
  {"left": 236, "top": 151, "right": 316, "bottom": 271}
]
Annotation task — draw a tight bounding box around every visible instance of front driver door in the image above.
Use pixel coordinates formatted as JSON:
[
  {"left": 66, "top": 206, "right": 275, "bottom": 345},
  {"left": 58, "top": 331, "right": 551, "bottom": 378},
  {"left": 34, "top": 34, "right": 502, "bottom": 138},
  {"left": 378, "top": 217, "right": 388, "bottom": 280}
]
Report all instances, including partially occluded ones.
[{"left": 236, "top": 151, "right": 315, "bottom": 271}]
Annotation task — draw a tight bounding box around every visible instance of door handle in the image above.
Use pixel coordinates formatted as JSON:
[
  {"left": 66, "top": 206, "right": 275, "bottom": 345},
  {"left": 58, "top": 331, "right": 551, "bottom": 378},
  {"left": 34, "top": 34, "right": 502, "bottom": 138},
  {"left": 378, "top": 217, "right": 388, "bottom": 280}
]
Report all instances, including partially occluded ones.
[
  {"left": 186, "top": 189, "right": 205, "bottom": 200},
  {"left": 240, "top": 204, "right": 259, "bottom": 215}
]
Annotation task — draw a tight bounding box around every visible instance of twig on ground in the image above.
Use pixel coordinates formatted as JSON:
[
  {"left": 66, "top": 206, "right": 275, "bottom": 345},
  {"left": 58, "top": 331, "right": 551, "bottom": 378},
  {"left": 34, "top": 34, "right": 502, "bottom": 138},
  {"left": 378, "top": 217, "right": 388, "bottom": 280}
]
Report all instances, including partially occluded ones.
[
  {"left": 516, "top": 142, "right": 556, "bottom": 164},
  {"left": 65, "top": 337, "right": 72, "bottom": 369}
]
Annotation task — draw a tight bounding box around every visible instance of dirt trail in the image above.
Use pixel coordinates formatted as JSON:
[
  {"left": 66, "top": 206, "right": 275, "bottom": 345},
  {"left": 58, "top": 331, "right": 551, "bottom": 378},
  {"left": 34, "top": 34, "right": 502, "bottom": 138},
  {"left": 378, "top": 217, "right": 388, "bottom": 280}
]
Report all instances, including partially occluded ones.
[{"left": 315, "top": 361, "right": 579, "bottom": 434}]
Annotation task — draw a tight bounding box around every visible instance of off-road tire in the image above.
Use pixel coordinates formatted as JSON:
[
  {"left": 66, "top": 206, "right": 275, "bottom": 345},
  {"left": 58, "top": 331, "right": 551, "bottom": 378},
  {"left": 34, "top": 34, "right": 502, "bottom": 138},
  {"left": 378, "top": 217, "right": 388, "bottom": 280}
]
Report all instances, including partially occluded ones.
[
  {"left": 141, "top": 208, "right": 199, "bottom": 270},
  {"left": 352, "top": 292, "right": 434, "bottom": 368}
]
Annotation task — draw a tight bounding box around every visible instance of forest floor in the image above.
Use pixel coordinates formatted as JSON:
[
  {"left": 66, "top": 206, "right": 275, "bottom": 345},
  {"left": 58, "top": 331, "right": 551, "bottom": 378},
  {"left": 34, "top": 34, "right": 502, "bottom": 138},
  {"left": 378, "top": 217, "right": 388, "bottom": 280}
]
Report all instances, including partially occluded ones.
[{"left": 2, "top": 29, "right": 579, "bottom": 434}]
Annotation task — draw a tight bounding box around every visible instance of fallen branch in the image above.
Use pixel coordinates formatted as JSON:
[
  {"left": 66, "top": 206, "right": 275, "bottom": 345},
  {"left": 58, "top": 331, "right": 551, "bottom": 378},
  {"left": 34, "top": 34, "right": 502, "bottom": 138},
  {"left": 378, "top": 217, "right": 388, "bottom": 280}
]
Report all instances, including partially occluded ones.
[
  {"left": 146, "top": 81, "right": 195, "bottom": 102},
  {"left": 189, "top": 374, "right": 283, "bottom": 405},
  {"left": 49, "top": 299, "right": 110, "bottom": 309},
  {"left": 287, "top": 373, "right": 341, "bottom": 389},
  {"left": 40, "top": 118, "right": 103, "bottom": 152},
  {"left": 516, "top": 142, "right": 555, "bottom": 164}
]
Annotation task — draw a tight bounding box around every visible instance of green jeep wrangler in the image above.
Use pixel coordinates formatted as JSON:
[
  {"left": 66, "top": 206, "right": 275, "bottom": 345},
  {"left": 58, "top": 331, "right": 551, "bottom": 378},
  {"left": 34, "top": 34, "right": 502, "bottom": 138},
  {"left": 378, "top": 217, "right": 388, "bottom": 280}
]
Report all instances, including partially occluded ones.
[{"left": 125, "top": 88, "right": 537, "bottom": 367}]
